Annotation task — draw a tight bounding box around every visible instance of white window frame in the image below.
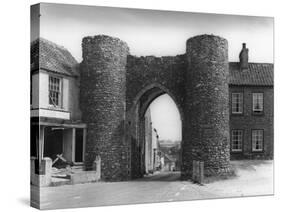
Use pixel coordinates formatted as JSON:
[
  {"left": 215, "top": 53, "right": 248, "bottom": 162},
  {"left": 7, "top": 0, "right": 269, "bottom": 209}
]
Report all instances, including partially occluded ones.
[
  {"left": 231, "top": 130, "right": 243, "bottom": 152},
  {"left": 232, "top": 93, "right": 243, "bottom": 114},
  {"left": 49, "top": 75, "right": 62, "bottom": 108},
  {"left": 252, "top": 93, "right": 263, "bottom": 113},
  {"left": 252, "top": 130, "right": 263, "bottom": 152}
]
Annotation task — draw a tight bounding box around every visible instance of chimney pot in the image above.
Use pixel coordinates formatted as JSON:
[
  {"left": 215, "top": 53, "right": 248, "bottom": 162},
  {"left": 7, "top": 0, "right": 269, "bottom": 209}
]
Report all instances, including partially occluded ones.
[{"left": 239, "top": 43, "right": 249, "bottom": 70}]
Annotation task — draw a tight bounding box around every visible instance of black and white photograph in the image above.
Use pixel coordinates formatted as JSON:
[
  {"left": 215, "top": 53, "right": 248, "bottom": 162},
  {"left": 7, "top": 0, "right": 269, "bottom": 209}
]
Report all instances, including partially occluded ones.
[{"left": 28, "top": 1, "right": 274, "bottom": 210}]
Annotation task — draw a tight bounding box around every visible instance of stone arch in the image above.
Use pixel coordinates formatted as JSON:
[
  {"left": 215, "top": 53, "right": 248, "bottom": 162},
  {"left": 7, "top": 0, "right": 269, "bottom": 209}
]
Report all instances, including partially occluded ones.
[
  {"left": 128, "top": 82, "right": 184, "bottom": 178},
  {"left": 133, "top": 83, "right": 184, "bottom": 122}
]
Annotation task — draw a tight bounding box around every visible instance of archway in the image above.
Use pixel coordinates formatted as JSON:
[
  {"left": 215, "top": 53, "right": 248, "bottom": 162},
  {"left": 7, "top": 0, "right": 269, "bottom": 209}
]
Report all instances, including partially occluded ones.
[{"left": 130, "top": 84, "right": 184, "bottom": 180}]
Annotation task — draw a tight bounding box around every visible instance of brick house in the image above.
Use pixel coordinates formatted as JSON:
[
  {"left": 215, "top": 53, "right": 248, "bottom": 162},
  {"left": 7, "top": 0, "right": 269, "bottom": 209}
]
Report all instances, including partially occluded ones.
[
  {"left": 229, "top": 54, "right": 273, "bottom": 159},
  {"left": 30, "top": 37, "right": 273, "bottom": 179}
]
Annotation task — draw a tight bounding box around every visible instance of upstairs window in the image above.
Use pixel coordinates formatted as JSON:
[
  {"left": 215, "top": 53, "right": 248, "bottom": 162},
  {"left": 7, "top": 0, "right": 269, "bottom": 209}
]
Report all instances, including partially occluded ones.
[
  {"left": 253, "top": 93, "right": 263, "bottom": 114},
  {"left": 49, "top": 76, "right": 61, "bottom": 107},
  {"left": 231, "top": 93, "right": 243, "bottom": 114},
  {"left": 252, "top": 130, "right": 263, "bottom": 152},
  {"left": 231, "top": 130, "right": 243, "bottom": 152}
]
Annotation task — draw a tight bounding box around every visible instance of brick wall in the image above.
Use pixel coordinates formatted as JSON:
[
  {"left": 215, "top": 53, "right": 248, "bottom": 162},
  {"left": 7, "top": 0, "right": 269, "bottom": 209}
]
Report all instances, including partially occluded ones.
[{"left": 230, "top": 86, "right": 273, "bottom": 159}]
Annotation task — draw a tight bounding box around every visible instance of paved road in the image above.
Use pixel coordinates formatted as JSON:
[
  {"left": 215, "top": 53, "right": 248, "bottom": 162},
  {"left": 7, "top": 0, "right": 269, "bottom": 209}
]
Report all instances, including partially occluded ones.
[
  {"left": 32, "top": 172, "right": 215, "bottom": 209},
  {"left": 32, "top": 161, "right": 273, "bottom": 210},
  {"left": 136, "top": 171, "right": 182, "bottom": 181}
]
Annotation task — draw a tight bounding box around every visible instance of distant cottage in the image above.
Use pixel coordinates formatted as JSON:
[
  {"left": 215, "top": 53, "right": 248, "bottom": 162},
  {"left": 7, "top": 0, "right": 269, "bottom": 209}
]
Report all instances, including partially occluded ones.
[{"left": 31, "top": 34, "right": 273, "bottom": 182}]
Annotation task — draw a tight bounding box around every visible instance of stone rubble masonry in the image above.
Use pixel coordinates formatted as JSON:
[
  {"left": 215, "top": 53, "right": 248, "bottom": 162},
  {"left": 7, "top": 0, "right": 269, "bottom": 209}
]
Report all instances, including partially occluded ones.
[
  {"left": 80, "top": 35, "right": 129, "bottom": 181},
  {"left": 125, "top": 55, "right": 186, "bottom": 179},
  {"left": 80, "top": 34, "right": 270, "bottom": 181},
  {"left": 184, "top": 35, "right": 231, "bottom": 178}
]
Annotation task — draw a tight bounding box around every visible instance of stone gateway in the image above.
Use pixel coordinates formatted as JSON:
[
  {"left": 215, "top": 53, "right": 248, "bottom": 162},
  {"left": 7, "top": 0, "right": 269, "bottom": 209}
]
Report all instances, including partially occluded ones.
[{"left": 80, "top": 34, "right": 232, "bottom": 181}]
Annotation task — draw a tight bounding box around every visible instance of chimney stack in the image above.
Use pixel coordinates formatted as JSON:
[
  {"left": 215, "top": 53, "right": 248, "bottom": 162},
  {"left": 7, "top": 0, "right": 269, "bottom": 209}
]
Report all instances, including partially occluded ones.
[{"left": 239, "top": 43, "right": 249, "bottom": 70}]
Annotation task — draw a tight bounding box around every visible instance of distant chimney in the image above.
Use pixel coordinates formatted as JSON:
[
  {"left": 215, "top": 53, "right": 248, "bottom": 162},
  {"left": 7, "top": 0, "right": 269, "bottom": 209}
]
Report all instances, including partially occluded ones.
[{"left": 239, "top": 43, "right": 249, "bottom": 70}]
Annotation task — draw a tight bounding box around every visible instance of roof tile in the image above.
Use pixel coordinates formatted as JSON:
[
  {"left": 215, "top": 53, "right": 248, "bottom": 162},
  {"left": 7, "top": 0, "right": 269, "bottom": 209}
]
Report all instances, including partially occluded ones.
[
  {"left": 31, "top": 38, "right": 79, "bottom": 76},
  {"left": 229, "top": 62, "right": 273, "bottom": 86}
]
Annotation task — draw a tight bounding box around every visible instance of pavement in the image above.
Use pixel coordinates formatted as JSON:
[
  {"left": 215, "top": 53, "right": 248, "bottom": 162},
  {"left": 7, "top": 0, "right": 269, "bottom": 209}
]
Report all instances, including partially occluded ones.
[{"left": 31, "top": 160, "right": 273, "bottom": 210}]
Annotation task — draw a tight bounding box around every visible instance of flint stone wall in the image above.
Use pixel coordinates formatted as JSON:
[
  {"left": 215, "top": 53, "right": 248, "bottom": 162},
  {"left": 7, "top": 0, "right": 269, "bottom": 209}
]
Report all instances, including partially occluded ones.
[
  {"left": 183, "top": 35, "right": 231, "bottom": 178},
  {"left": 80, "top": 34, "right": 232, "bottom": 181},
  {"left": 80, "top": 35, "right": 129, "bottom": 181}
]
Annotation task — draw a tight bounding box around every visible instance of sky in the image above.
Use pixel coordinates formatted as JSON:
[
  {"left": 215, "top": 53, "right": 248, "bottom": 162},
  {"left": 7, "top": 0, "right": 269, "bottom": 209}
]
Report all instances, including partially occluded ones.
[
  {"left": 31, "top": 3, "right": 273, "bottom": 141},
  {"left": 149, "top": 94, "right": 182, "bottom": 141},
  {"left": 32, "top": 3, "right": 274, "bottom": 63}
]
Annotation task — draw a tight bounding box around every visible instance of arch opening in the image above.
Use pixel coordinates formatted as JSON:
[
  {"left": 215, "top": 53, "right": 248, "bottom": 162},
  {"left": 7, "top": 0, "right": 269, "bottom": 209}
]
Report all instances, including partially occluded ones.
[{"left": 131, "top": 85, "right": 183, "bottom": 181}]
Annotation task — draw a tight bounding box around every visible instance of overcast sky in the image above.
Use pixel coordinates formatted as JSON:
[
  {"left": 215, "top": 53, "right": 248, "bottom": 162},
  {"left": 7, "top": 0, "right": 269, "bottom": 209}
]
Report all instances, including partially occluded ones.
[
  {"left": 149, "top": 94, "right": 182, "bottom": 141},
  {"left": 32, "top": 3, "right": 273, "bottom": 141},
  {"left": 33, "top": 3, "right": 273, "bottom": 63}
]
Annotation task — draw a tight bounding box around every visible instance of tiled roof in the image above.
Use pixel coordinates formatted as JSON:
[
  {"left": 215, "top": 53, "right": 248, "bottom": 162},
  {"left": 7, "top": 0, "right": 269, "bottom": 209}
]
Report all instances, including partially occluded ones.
[
  {"left": 30, "top": 38, "right": 79, "bottom": 76},
  {"left": 229, "top": 62, "right": 273, "bottom": 86}
]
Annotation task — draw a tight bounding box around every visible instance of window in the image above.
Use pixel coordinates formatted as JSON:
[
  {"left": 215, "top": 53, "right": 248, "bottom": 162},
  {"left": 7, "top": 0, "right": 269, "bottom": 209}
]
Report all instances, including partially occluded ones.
[
  {"left": 231, "top": 130, "right": 243, "bottom": 152},
  {"left": 49, "top": 76, "right": 61, "bottom": 107},
  {"left": 232, "top": 93, "right": 243, "bottom": 114},
  {"left": 252, "top": 93, "right": 263, "bottom": 113},
  {"left": 252, "top": 130, "right": 263, "bottom": 152}
]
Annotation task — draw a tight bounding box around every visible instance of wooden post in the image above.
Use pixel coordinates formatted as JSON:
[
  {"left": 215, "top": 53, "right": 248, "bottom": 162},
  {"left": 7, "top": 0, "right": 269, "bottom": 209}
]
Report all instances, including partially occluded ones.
[
  {"left": 192, "top": 160, "right": 204, "bottom": 184},
  {"left": 72, "top": 128, "right": 76, "bottom": 162},
  {"left": 95, "top": 155, "right": 101, "bottom": 180},
  {"left": 37, "top": 125, "right": 45, "bottom": 175},
  {"left": 38, "top": 125, "right": 45, "bottom": 161}
]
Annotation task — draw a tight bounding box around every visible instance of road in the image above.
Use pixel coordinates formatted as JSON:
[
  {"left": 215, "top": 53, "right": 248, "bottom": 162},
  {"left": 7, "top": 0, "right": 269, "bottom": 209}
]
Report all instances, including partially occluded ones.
[
  {"left": 136, "top": 171, "right": 182, "bottom": 181},
  {"left": 32, "top": 161, "right": 273, "bottom": 210}
]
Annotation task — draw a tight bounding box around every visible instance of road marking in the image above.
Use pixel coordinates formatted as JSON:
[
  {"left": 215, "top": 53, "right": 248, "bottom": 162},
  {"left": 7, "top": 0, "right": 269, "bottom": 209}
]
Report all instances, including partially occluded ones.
[
  {"left": 180, "top": 185, "right": 187, "bottom": 191},
  {"left": 168, "top": 199, "right": 174, "bottom": 201},
  {"left": 175, "top": 192, "right": 180, "bottom": 196}
]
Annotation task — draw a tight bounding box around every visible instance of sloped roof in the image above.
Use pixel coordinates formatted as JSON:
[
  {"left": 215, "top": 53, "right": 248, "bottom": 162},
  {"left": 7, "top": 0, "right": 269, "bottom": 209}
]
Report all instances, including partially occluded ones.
[
  {"left": 30, "top": 38, "right": 79, "bottom": 76},
  {"left": 229, "top": 62, "right": 273, "bottom": 86}
]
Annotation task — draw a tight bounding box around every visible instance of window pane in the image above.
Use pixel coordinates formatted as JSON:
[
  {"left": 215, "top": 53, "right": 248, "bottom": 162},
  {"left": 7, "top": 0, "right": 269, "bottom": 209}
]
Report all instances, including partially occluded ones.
[
  {"left": 253, "top": 93, "right": 263, "bottom": 112},
  {"left": 252, "top": 130, "right": 263, "bottom": 151},
  {"left": 232, "top": 130, "right": 243, "bottom": 152},
  {"left": 49, "top": 76, "right": 61, "bottom": 107},
  {"left": 232, "top": 93, "right": 243, "bottom": 114}
]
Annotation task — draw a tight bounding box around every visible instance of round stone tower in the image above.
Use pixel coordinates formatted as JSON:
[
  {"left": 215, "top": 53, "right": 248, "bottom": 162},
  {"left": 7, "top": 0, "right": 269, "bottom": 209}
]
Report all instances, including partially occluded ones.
[
  {"left": 80, "top": 35, "right": 129, "bottom": 181},
  {"left": 182, "top": 34, "right": 231, "bottom": 179}
]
